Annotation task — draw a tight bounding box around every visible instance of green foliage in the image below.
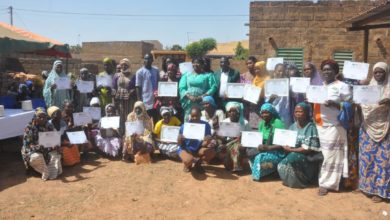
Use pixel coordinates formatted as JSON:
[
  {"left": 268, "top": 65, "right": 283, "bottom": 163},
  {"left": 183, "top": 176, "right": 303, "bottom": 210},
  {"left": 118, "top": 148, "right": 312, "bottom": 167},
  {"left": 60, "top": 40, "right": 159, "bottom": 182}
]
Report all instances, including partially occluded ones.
[
  {"left": 234, "top": 42, "right": 249, "bottom": 60},
  {"left": 170, "top": 44, "right": 184, "bottom": 51},
  {"left": 185, "top": 38, "right": 217, "bottom": 58},
  {"left": 69, "top": 44, "right": 82, "bottom": 54}
]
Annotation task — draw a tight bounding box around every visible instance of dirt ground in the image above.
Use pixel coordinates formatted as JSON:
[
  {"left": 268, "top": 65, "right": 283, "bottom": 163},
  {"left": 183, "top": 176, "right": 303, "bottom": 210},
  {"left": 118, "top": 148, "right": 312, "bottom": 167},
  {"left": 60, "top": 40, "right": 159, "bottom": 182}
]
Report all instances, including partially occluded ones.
[{"left": 0, "top": 147, "right": 389, "bottom": 220}]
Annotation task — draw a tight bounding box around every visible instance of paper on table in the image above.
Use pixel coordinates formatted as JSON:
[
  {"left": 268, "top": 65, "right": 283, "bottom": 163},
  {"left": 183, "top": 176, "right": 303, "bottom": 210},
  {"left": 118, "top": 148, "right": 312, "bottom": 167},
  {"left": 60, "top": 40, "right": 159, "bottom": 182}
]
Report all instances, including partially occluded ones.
[
  {"left": 160, "top": 126, "right": 180, "bottom": 143},
  {"left": 96, "top": 75, "right": 113, "bottom": 87},
  {"left": 243, "top": 84, "right": 262, "bottom": 104},
  {"left": 73, "top": 112, "right": 92, "bottom": 126},
  {"left": 125, "top": 121, "right": 145, "bottom": 136},
  {"left": 179, "top": 62, "right": 194, "bottom": 74},
  {"left": 272, "top": 128, "right": 298, "bottom": 147},
  {"left": 183, "top": 123, "right": 205, "bottom": 140},
  {"left": 241, "top": 131, "right": 263, "bottom": 148},
  {"left": 158, "top": 82, "right": 178, "bottom": 97},
  {"left": 76, "top": 80, "right": 94, "bottom": 93},
  {"left": 217, "top": 122, "right": 241, "bottom": 137},
  {"left": 226, "top": 83, "right": 246, "bottom": 99},
  {"left": 353, "top": 85, "right": 381, "bottom": 104},
  {"left": 39, "top": 131, "right": 61, "bottom": 148},
  {"left": 264, "top": 78, "right": 289, "bottom": 97},
  {"left": 101, "top": 116, "right": 120, "bottom": 129},
  {"left": 290, "top": 77, "right": 311, "bottom": 93},
  {"left": 342, "top": 61, "right": 370, "bottom": 80},
  {"left": 83, "top": 107, "right": 101, "bottom": 120},
  {"left": 54, "top": 77, "right": 71, "bottom": 90},
  {"left": 266, "top": 57, "right": 284, "bottom": 71},
  {"left": 306, "top": 85, "right": 328, "bottom": 104},
  {"left": 66, "top": 131, "right": 87, "bottom": 144}
]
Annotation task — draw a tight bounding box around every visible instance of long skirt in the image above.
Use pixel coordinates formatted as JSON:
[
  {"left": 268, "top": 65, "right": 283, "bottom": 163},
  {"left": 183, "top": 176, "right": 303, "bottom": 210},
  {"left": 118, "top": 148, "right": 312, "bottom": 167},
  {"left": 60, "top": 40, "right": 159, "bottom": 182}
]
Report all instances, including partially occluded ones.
[
  {"left": 157, "top": 142, "right": 179, "bottom": 159},
  {"left": 250, "top": 150, "right": 286, "bottom": 181},
  {"left": 117, "top": 98, "right": 135, "bottom": 135},
  {"left": 61, "top": 144, "right": 80, "bottom": 166},
  {"left": 317, "top": 125, "right": 348, "bottom": 191},
  {"left": 95, "top": 134, "right": 122, "bottom": 157},
  {"left": 277, "top": 152, "right": 318, "bottom": 188},
  {"left": 224, "top": 139, "right": 243, "bottom": 171},
  {"left": 359, "top": 128, "right": 390, "bottom": 199},
  {"left": 29, "top": 152, "right": 62, "bottom": 180}
]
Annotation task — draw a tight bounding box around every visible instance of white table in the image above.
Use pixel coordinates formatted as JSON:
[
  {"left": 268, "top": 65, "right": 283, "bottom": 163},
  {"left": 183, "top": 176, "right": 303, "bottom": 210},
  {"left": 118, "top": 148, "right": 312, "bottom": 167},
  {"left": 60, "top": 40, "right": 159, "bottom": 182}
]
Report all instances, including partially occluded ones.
[{"left": 0, "top": 109, "right": 35, "bottom": 140}]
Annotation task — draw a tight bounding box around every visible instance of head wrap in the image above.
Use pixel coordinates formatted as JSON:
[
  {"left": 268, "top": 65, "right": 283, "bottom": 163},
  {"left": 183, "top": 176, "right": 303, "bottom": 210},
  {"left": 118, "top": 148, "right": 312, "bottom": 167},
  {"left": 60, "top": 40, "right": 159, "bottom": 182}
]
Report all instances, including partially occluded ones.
[
  {"left": 41, "top": 70, "right": 48, "bottom": 78},
  {"left": 103, "top": 57, "right": 112, "bottom": 64},
  {"left": 254, "top": 61, "right": 266, "bottom": 70},
  {"left": 160, "top": 106, "right": 175, "bottom": 117},
  {"left": 80, "top": 67, "right": 89, "bottom": 73},
  {"left": 202, "top": 96, "right": 217, "bottom": 108},
  {"left": 373, "top": 62, "right": 389, "bottom": 74},
  {"left": 260, "top": 103, "right": 279, "bottom": 119},
  {"left": 120, "top": 58, "right": 131, "bottom": 73},
  {"left": 90, "top": 97, "right": 100, "bottom": 106},
  {"left": 47, "top": 106, "right": 60, "bottom": 118},
  {"left": 167, "top": 63, "right": 177, "bottom": 72},
  {"left": 305, "top": 62, "right": 323, "bottom": 86},
  {"left": 127, "top": 101, "right": 153, "bottom": 132},
  {"left": 320, "top": 59, "right": 339, "bottom": 74},
  {"left": 105, "top": 103, "right": 116, "bottom": 115},
  {"left": 18, "top": 83, "right": 28, "bottom": 93},
  {"left": 34, "top": 107, "right": 46, "bottom": 118},
  {"left": 295, "top": 102, "right": 311, "bottom": 119},
  {"left": 25, "top": 80, "right": 33, "bottom": 88},
  {"left": 226, "top": 101, "right": 245, "bottom": 125},
  {"left": 52, "top": 60, "right": 63, "bottom": 71}
]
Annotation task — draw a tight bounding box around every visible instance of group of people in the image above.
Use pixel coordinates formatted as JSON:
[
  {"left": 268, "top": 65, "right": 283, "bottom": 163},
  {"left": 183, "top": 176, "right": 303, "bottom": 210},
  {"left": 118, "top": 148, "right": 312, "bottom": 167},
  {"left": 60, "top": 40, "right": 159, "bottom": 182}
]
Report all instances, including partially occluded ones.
[{"left": 20, "top": 54, "right": 389, "bottom": 203}]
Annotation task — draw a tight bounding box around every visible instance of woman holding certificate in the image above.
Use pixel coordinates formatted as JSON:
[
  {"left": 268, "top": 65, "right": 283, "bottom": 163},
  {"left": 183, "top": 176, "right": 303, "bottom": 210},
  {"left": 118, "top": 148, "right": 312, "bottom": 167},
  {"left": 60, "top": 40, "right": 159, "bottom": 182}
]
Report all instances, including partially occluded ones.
[
  {"left": 314, "top": 60, "right": 351, "bottom": 196},
  {"left": 179, "top": 58, "right": 217, "bottom": 121},
  {"left": 43, "top": 60, "right": 71, "bottom": 109},
  {"left": 250, "top": 103, "right": 285, "bottom": 181},
  {"left": 21, "top": 108, "right": 62, "bottom": 180},
  {"left": 359, "top": 62, "right": 390, "bottom": 202},
  {"left": 96, "top": 58, "right": 115, "bottom": 114},
  {"left": 201, "top": 96, "right": 225, "bottom": 135},
  {"left": 277, "top": 102, "right": 321, "bottom": 188}
]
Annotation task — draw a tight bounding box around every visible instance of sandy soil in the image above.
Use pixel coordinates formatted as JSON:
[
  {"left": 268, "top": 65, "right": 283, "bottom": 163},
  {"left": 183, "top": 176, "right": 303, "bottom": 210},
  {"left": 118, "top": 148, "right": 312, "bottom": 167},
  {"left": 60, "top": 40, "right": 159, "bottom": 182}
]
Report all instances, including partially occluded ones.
[{"left": 0, "top": 150, "right": 389, "bottom": 220}]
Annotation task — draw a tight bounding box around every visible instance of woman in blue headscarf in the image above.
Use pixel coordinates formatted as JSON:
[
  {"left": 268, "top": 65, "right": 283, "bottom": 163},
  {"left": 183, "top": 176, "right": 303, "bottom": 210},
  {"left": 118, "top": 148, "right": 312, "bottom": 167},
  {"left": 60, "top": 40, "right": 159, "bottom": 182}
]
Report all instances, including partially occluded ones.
[
  {"left": 201, "top": 96, "right": 225, "bottom": 135},
  {"left": 277, "top": 102, "right": 321, "bottom": 188},
  {"left": 43, "top": 60, "right": 71, "bottom": 109},
  {"left": 249, "top": 103, "right": 286, "bottom": 181}
]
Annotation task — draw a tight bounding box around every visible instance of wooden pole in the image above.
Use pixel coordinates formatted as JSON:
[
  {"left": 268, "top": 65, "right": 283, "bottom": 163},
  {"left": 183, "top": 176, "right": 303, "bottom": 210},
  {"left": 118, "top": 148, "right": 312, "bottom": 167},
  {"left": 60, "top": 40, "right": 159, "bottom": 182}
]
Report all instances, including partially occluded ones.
[{"left": 363, "top": 29, "right": 369, "bottom": 62}]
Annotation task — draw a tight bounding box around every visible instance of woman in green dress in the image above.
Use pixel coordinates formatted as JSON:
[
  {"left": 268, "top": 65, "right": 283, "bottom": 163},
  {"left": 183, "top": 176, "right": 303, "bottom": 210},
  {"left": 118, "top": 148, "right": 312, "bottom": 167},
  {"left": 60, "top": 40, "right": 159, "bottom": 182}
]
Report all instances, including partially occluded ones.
[
  {"left": 250, "top": 103, "right": 286, "bottom": 181},
  {"left": 179, "top": 58, "right": 217, "bottom": 121},
  {"left": 277, "top": 102, "right": 321, "bottom": 188}
]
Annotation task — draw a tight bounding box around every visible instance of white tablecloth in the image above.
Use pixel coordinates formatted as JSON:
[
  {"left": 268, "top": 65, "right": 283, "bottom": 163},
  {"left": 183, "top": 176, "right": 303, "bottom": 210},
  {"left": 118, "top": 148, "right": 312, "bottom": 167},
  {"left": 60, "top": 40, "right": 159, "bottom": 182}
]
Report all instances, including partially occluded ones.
[{"left": 0, "top": 109, "right": 35, "bottom": 140}]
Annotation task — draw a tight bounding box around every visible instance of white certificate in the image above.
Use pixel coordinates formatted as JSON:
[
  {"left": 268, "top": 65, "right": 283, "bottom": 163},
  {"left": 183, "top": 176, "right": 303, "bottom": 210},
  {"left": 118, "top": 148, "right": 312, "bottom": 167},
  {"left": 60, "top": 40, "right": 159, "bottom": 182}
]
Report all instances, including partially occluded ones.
[
  {"left": 73, "top": 112, "right": 92, "bottom": 126},
  {"left": 39, "top": 131, "right": 61, "bottom": 148},
  {"left": 217, "top": 122, "right": 241, "bottom": 137},
  {"left": 96, "top": 75, "right": 113, "bottom": 87},
  {"left": 265, "top": 78, "right": 289, "bottom": 97},
  {"left": 76, "top": 80, "right": 94, "bottom": 93},
  {"left": 272, "top": 128, "right": 298, "bottom": 147},
  {"left": 306, "top": 85, "right": 328, "bottom": 104},
  {"left": 66, "top": 131, "right": 87, "bottom": 144},
  {"left": 266, "top": 57, "right": 284, "bottom": 71},
  {"left": 342, "top": 61, "right": 369, "bottom": 80},
  {"left": 179, "top": 62, "right": 194, "bottom": 74},
  {"left": 183, "top": 123, "right": 205, "bottom": 140},
  {"left": 125, "top": 121, "right": 144, "bottom": 136},
  {"left": 160, "top": 126, "right": 180, "bottom": 143},
  {"left": 158, "top": 82, "right": 178, "bottom": 97},
  {"left": 54, "top": 77, "right": 71, "bottom": 90},
  {"left": 290, "top": 77, "right": 311, "bottom": 93},
  {"left": 101, "top": 116, "right": 120, "bottom": 129},
  {"left": 243, "top": 84, "right": 262, "bottom": 104},
  {"left": 83, "top": 107, "right": 101, "bottom": 120},
  {"left": 226, "top": 83, "right": 245, "bottom": 99},
  {"left": 241, "top": 131, "right": 263, "bottom": 148},
  {"left": 353, "top": 85, "right": 381, "bottom": 104}
]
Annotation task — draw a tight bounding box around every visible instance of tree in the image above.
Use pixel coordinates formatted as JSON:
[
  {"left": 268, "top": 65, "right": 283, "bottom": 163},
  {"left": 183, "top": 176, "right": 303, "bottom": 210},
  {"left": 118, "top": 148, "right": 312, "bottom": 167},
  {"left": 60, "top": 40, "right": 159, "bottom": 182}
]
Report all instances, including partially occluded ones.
[
  {"left": 234, "top": 42, "right": 249, "bottom": 60},
  {"left": 185, "top": 38, "right": 217, "bottom": 58},
  {"left": 69, "top": 44, "right": 82, "bottom": 54},
  {"left": 170, "top": 44, "right": 184, "bottom": 51}
]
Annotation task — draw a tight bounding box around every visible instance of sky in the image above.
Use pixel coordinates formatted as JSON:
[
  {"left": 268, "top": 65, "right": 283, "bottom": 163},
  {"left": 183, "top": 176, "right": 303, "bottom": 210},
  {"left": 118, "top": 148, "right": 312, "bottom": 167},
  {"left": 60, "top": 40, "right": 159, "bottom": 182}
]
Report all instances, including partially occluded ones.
[{"left": 0, "top": 0, "right": 253, "bottom": 47}]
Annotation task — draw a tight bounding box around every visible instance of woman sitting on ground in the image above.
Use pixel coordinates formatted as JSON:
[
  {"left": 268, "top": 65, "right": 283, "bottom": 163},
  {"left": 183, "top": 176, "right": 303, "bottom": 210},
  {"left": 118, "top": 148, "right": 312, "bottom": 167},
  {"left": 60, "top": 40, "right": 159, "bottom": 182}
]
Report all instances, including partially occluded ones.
[
  {"left": 201, "top": 96, "right": 225, "bottom": 135},
  {"left": 153, "top": 106, "right": 182, "bottom": 159},
  {"left": 277, "top": 102, "right": 321, "bottom": 188},
  {"left": 123, "top": 101, "right": 155, "bottom": 164},
  {"left": 21, "top": 108, "right": 62, "bottom": 180}
]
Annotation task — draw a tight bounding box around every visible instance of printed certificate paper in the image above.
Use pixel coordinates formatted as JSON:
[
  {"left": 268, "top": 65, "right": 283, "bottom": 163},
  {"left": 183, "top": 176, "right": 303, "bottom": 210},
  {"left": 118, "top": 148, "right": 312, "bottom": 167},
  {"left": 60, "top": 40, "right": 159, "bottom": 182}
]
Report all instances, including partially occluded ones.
[
  {"left": 266, "top": 57, "right": 284, "bottom": 71},
  {"left": 73, "top": 112, "right": 93, "bottom": 126},
  {"left": 96, "top": 75, "right": 113, "bottom": 87},
  {"left": 290, "top": 77, "right": 311, "bottom": 93},
  {"left": 158, "top": 82, "right": 178, "bottom": 97},
  {"left": 179, "top": 62, "right": 194, "bottom": 74},
  {"left": 265, "top": 78, "right": 289, "bottom": 97},
  {"left": 125, "top": 121, "right": 145, "bottom": 136},
  {"left": 66, "top": 131, "right": 88, "bottom": 144},
  {"left": 241, "top": 131, "right": 263, "bottom": 148},
  {"left": 343, "top": 61, "right": 369, "bottom": 80},
  {"left": 243, "top": 85, "right": 262, "bottom": 104},
  {"left": 101, "top": 116, "right": 120, "bottom": 129},
  {"left": 306, "top": 86, "right": 328, "bottom": 104},
  {"left": 83, "top": 107, "right": 101, "bottom": 120},
  {"left": 226, "top": 83, "right": 246, "bottom": 99},
  {"left": 353, "top": 85, "right": 381, "bottom": 104},
  {"left": 160, "top": 126, "right": 180, "bottom": 143},
  {"left": 183, "top": 123, "right": 205, "bottom": 140},
  {"left": 272, "top": 129, "right": 298, "bottom": 147},
  {"left": 76, "top": 80, "right": 94, "bottom": 93},
  {"left": 55, "top": 77, "right": 71, "bottom": 90},
  {"left": 217, "top": 122, "right": 241, "bottom": 137},
  {"left": 39, "top": 131, "right": 61, "bottom": 148}
]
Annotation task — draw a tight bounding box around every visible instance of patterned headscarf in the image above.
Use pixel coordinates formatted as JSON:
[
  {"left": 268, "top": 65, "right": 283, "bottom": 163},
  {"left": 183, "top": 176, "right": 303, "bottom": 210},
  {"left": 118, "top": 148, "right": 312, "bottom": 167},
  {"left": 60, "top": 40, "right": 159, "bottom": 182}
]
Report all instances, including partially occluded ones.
[
  {"left": 260, "top": 103, "right": 280, "bottom": 119},
  {"left": 160, "top": 106, "right": 175, "bottom": 117},
  {"left": 47, "top": 106, "right": 60, "bottom": 118},
  {"left": 127, "top": 101, "right": 153, "bottom": 132},
  {"left": 35, "top": 107, "right": 46, "bottom": 117},
  {"left": 202, "top": 96, "right": 217, "bottom": 108},
  {"left": 105, "top": 103, "right": 116, "bottom": 116},
  {"left": 120, "top": 58, "right": 131, "bottom": 73},
  {"left": 226, "top": 101, "right": 245, "bottom": 125}
]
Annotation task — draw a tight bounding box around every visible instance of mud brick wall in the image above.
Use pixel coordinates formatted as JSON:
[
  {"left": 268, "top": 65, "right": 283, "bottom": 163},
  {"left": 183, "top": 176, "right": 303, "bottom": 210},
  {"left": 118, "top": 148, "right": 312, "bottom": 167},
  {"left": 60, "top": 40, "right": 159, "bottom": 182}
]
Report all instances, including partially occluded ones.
[{"left": 249, "top": 0, "right": 390, "bottom": 69}]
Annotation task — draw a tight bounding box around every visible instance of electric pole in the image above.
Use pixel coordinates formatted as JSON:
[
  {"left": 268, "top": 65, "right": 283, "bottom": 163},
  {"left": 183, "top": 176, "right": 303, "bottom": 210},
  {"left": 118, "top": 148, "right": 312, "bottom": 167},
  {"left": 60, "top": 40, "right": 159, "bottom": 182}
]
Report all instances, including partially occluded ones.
[{"left": 8, "top": 6, "right": 13, "bottom": 26}]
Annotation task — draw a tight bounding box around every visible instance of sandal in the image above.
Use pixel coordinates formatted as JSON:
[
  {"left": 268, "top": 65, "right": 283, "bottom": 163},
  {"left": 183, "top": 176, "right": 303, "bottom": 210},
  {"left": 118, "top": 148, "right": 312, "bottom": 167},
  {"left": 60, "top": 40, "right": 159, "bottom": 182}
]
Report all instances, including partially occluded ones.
[
  {"left": 371, "top": 196, "right": 383, "bottom": 203},
  {"left": 183, "top": 166, "right": 191, "bottom": 173},
  {"left": 318, "top": 187, "right": 328, "bottom": 196}
]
